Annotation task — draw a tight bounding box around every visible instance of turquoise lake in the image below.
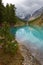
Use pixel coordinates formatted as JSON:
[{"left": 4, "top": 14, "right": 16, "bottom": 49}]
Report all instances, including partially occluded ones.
[
  {"left": 11, "top": 26, "right": 43, "bottom": 49},
  {"left": 11, "top": 26, "right": 43, "bottom": 64}
]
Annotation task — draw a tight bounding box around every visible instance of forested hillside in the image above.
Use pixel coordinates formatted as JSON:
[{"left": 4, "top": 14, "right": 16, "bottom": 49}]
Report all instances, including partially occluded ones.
[{"left": 29, "top": 15, "right": 43, "bottom": 27}]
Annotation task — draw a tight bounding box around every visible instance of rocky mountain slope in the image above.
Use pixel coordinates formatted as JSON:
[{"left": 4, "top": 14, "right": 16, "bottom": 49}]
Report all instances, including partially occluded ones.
[
  {"left": 32, "top": 7, "right": 43, "bottom": 18},
  {"left": 16, "top": 7, "right": 43, "bottom": 21},
  {"left": 29, "top": 15, "right": 43, "bottom": 26}
]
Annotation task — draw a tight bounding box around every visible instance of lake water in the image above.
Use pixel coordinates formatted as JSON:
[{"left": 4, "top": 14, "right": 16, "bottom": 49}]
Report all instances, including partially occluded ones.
[{"left": 11, "top": 26, "right": 43, "bottom": 64}]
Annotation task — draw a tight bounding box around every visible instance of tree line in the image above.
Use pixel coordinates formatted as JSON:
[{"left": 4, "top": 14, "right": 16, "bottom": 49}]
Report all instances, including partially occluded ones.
[
  {"left": 0, "top": 0, "right": 18, "bottom": 54},
  {"left": 0, "top": 0, "right": 16, "bottom": 24}
]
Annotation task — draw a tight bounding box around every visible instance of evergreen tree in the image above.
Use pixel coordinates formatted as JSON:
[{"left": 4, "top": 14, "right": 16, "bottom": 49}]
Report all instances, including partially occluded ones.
[
  {"left": 0, "top": 0, "right": 5, "bottom": 23},
  {"left": 9, "top": 4, "right": 16, "bottom": 23},
  {"left": 0, "top": 0, "right": 3, "bottom": 23},
  {"left": 5, "top": 4, "right": 16, "bottom": 24},
  {"left": 5, "top": 4, "right": 10, "bottom": 22}
]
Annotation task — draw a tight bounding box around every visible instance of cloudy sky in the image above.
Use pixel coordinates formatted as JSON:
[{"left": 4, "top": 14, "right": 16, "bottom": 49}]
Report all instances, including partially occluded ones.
[{"left": 3, "top": 0, "right": 43, "bottom": 14}]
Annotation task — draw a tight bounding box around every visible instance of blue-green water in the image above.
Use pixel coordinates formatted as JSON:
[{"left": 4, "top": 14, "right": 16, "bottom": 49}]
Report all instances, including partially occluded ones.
[
  {"left": 11, "top": 26, "right": 43, "bottom": 48},
  {"left": 11, "top": 26, "right": 43, "bottom": 64}
]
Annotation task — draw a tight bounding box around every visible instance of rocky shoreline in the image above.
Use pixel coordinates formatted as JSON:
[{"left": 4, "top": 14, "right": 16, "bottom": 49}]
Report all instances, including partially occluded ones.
[{"left": 19, "top": 44, "right": 41, "bottom": 65}]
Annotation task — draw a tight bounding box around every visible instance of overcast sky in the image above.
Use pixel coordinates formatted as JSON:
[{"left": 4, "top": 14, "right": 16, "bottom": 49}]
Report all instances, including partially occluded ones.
[{"left": 3, "top": 0, "right": 43, "bottom": 14}]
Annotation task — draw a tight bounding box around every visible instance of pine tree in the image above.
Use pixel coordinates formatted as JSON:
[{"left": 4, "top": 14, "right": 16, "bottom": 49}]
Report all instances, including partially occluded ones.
[
  {"left": 0, "top": 0, "right": 4, "bottom": 23},
  {"left": 9, "top": 4, "right": 16, "bottom": 23},
  {"left": 5, "top": 4, "right": 16, "bottom": 24},
  {"left": 0, "top": 0, "right": 2, "bottom": 22}
]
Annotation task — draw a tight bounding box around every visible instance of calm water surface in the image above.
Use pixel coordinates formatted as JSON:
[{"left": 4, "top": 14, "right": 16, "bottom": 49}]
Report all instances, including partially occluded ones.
[{"left": 11, "top": 26, "right": 43, "bottom": 48}]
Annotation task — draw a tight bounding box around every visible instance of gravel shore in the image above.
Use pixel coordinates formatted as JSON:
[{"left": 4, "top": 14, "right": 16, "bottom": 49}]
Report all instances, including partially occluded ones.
[{"left": 19, "top": 44, "right": 41, "bottom": 65}]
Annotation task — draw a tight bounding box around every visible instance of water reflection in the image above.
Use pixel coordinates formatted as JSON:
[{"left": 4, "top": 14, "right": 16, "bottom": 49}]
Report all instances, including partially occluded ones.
[{"left": 16, "top": 26, "right": 43, "bottom": 48}]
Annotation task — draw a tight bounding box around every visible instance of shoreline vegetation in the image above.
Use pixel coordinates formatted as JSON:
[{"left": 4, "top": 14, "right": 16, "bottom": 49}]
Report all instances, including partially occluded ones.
[{"left": 0, "top": 22, "right": 24, "bottom": 65}]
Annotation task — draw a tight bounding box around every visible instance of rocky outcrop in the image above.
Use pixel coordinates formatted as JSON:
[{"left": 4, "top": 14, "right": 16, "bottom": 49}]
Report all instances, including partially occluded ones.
[{"left": 19, "top": 44, "right": 41, "bottom": 65}]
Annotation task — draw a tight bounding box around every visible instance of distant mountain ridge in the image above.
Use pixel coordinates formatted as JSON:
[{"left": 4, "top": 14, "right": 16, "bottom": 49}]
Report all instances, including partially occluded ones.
[
  {"left": 32, "top": 7, "right": 43, "bottom": 18},
  {"left": 16, "top": 7, "right": 43, "bottom": 21},
  {"left": 28, "top": 7, "right": 43, "bottom": 21},
  {"left": 16, "top": 10, "right": 31, "bottom": 21}
]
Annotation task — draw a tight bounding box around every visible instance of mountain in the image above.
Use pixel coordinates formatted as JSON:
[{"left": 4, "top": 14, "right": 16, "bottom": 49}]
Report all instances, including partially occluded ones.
[
  {"left": 29, "top": 15, "right": 43, "bottom": 26},
  {"left": 16, "top": 5, "right": 31, "bottom": 21},
  {"left": 24, "top": 14, "right": 31, "bottom": 21},
  {"left": 29, "top": 7, "right": 43, "bottom": 21},
  {"left": 16, "top": 10, "right": 31, "bottom": 21},
  {"left": 32, "top": 7, "right": 43, "bottom": 18},
  {"left": 16, "top": 7, "right": 43, "bottom": 21}
]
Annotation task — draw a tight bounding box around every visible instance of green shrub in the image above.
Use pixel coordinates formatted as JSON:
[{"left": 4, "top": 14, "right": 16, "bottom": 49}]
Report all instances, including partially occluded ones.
[{"left": 3, "top": 42, "right": 18, "bottom": 54}]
